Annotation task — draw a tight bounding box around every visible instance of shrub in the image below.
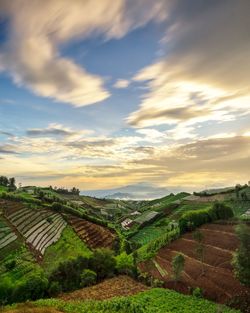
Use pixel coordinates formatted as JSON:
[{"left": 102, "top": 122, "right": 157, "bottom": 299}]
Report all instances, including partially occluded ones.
[
  {"left": 80, "top": 269, "right": 97, "bottom": 287},
  {"left": 233, "top": 224, "right": 250, "bottom": 286},
  {"left": 90, "top": 248, "right": 116, "bottom": 280},
  {"left": 47, "top": 281, "right": 62, "bottom": 297},
  {"left": 49, "top": 256, "right": 90, "bottom": 292},
  {"left": 115, "top": 252, "right": 134, "bottom": 275},
  {"left": 51, "top": 202, "right": 63, "bottom": 211},
  {"left": 4, "top": 259, "right": 16, "bottom": 270},
  {"left": 179, "top": 202, "right": 234, "bottom": 233},
  {"left": 192, "top": 287, "right": 203, "bottom": 298},
  {"left": 172, "top": 253, "right": 185, "bottom": 281}
]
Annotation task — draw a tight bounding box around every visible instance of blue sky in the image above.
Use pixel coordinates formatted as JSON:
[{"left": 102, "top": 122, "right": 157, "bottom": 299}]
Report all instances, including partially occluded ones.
[{"left": 0, "top": 0, "right": 249, "bottom": 193}]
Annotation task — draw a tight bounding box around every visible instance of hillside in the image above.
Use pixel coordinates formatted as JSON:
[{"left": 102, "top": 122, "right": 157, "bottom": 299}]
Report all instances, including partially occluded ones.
[{"left": 0, "top": 178, "right": 250, "bottom": 312}]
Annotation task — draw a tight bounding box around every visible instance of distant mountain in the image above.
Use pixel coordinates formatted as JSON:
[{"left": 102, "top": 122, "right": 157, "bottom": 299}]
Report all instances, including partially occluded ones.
[
  {"left": 81, "top": 182, "right": 171, "bottom": 200},
  {"left": 104, "top": 192, "right": 134, "bottom": 200}
]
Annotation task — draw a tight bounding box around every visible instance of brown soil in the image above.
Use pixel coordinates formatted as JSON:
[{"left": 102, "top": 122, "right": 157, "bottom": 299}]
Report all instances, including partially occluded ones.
[
  {"left": 67, "top": 215, "right": 116, "bottom": 249},
  {"left": 139, "top": 223, "right": 250, "bottom": 305},
  {"left": 59, "top": 275, "right": 148, "bottom": 301},
  {"left": 3, "top": 307, "right": 62, "bottom": 313}
]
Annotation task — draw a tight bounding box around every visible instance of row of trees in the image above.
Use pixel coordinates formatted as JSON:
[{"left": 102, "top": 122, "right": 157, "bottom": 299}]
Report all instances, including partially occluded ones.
[
  {"left": 0, "top": 176, "right": 16, "bottom": 190},
  {"left": 49, "top": 186, "right": 80, "bottom": 196}
]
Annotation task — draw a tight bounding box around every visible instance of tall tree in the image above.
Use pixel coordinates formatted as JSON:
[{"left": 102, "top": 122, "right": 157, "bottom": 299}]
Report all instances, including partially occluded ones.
[
  {"left": 193, "top": 230, "right": 205, "bottom": 275},
  {"left": 172, "top": 253, "right": 185, "bottom": 282},
  {"left": 233, "top": 224, "right": 250, "bottom": 286}
]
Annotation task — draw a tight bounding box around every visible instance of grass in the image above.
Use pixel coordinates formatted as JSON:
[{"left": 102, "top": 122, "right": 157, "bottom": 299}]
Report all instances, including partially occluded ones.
[
  {"left": 42, "top": 226, "right": 92, "bottom": 275},
  {"left": 4, "top": 288, "right": 239, "bottom": 313}
]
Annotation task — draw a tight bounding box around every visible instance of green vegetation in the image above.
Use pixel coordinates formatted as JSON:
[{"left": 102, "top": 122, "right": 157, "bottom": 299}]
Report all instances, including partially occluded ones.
[
  {"left": 136, "top": 226, "right": 180, "bottom": 262},
  {"left": 172, "top": 253, "right": 185, "bottom": 281},
  {"left": 42, "top": 227, "right": 91, "bottom": 274},
  {"left": 233, "top": 224, "right": 250, "bottom": 286},
  {"left": 179, "top": 202, "right": 234, "bottom": 233},
  {"left": 30, "top": 288, "right": 239, "bottom": 313}
]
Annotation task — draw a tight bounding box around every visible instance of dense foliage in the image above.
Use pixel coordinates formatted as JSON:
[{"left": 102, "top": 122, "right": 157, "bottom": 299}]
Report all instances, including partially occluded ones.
[
  {"left": 233, "top": 224, "right": 250, "bottom": 286},
  {"left": 179, "top": 201, "right": 234, "bottom": 233},
  {"left": 31, "top": 288, "right": 239, "bottom": 313}
]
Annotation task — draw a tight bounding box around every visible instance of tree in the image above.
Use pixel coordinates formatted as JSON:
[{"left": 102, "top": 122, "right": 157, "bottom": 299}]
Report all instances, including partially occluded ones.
[
  {"left": 115, "top": 252, "right": 134, "bottom": 275},
  {"left": 233, "top": 224, "right": 250, "bottom": 286},
  {"left": 172, "top": 253, "right": 185, "bottom": 282},
  {"left": 193, "top": 230, "right": 205, "bottom": 275},
  {"left": 90, "top": 248, "right": 116, "bottom": 280},
  {"left": 0, "top": 176, "right": 9, "bottom": 187},
  {"left": 235, "top": 184, "right": 241, "bottom": 199},
  {"left": 8, "top": 177, "right": 16, "bottom": 190},
  {"left": 80, "top": 269, "right": 97, "bottom": 287}
]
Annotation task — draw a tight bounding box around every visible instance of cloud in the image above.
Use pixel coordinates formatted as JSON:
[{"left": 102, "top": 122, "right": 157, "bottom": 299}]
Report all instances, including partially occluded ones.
[
  {"left": 26, "top": 124, "right": 91, "bottom": 138},
  {"left": 0, "top": 131, "right": 14, "bottom": 137},
  {"left": 0, "top": 145, "right": 17, "bottom": 154},
  {"left": 113, "top": 79, "right": 130, "bottom": 89},
  {"left": 127, "top": 1, "right": 250, "bottom": 131},
  {"left": 0, "top": 0, "right": 169, "bottom": 107}
]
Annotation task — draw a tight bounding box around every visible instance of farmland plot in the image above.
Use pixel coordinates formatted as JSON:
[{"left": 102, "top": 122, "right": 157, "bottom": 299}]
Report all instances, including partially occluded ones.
[
  {"left": 3, "top": 200, "right": 66, "bottom": 256},
  {"left": 67, "top": 215, "right": 116, "bottom": 249},
  {"left": 139, "top": 223, "right": 250, "bottom": 304},
  {"left": 0, "top": 216, "right": 17, "bottom": 253}
]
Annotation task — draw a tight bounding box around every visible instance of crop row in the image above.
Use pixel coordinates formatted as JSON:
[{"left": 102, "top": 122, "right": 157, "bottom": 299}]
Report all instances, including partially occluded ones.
[{"left": 5, "top": 206, "right": 66, "bottom": 255}]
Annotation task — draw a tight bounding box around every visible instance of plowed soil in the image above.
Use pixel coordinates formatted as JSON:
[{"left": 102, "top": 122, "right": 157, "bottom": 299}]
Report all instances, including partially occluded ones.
[
  {"left": 59, "top": 275, "right": 148, "bottom": 301},
  {"left": 139, "top": 223, "right": 250, "bottom": 306},
  {"left": 67, "top": 215, "right": 116, "bottom": 249}
]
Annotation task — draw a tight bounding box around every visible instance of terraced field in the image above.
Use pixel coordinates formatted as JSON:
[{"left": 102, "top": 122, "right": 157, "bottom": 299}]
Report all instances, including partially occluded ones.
[
  {"left": 67, "top": 215, "right": 116, "bottom": 249},
  {"left": 0, "top": 215, "right": 18, "bottom": 254},
  {"left": 139, "top": 223, "right": 250, "bottom": 304},
  {"left": 1, "top": 200, "right": 66, "bottom": 256}
]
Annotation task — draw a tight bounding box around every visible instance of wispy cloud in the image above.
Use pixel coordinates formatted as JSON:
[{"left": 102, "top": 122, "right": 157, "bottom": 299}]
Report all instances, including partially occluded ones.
[
  {"left": 113, "top": 79, "right": 130, "bottom": 89},
  {"left": 0, "top": 0, "right": 169, "bottom": 107},
  {"left": 127, "top": 1, "right": 250, "bottom": 139}
]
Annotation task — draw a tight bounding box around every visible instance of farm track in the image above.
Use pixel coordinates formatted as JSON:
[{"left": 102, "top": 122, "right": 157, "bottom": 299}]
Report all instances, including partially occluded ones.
[
  {"left": 139, "top": 223, "right": 250, "bottom": 304},
  {"left": 67, "top": 215, "right": 116, "bottom": 249}
]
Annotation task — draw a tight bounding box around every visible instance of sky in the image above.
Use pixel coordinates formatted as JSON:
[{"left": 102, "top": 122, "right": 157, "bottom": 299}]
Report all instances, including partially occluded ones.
[{"left": 0, "top": 0, "right": 249, "bottom": 194}]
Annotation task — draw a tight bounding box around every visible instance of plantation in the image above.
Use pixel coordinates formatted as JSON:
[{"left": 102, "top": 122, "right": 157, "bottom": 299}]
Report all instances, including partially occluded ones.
[{"left": 5, "top": 288, "right": 239, "bottom": 313}]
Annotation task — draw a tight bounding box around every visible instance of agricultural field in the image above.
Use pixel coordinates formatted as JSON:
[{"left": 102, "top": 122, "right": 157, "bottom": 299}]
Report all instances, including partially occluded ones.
[
  {"left": 139, "top": 222, "right": 250, "bottom": 306},
  {"left": 4, "top": 287, "right": 239, "bottom": 313},
  {"left": 0, "top": 244, "right": 41, "bottom": 284},
  {"left": 42, "top": 226, "right": 91, "bottom": 274},
  {"left": 0, "top": 215, "right": 18, "bottom": 255},
  {"left": 67, "top": 214, "right": 116, "bottom": 249},
  {"left": 2, "top": 199, "right": 67, "bottom": 257}
]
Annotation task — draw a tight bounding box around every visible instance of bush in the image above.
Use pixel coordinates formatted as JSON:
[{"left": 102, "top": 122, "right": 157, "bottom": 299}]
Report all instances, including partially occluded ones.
[
  {"left": 49, "top": 256, "right": 90, "bottom": 292},
  {"left": 192, "top": 287, "right": 203, "bottom": 298},
  {"left": 80, "top": 269, "right": 97, "bottom": 287},
  {"left": 51, "top": 202, "right": 63, "bottom": 211},
  {"left": 47, "top": 281, "right": 62, "bottom": 297},
  {"left": 4, "top": 259, "right": 16, "bottom": 270},
  {"left": 90, "top": 248, "right": 116, "bottom": 280},
  {"left": 115, "top": 252, "right": 134, "bottom": 275},
  {"left": 12, "top": 274, "right": 48, "bottom": 302},
  {"left": 179, "top": 202, "right": 234, "bottom": 233}
]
